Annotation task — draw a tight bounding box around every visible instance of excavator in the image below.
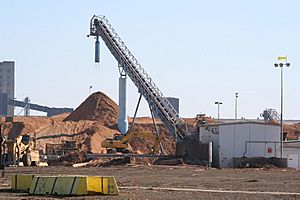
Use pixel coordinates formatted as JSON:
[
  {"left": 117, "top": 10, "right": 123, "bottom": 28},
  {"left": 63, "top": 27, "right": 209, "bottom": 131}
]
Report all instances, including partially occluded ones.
[{"left": 101, "top": 131, "right": 162, "bottom": 154}]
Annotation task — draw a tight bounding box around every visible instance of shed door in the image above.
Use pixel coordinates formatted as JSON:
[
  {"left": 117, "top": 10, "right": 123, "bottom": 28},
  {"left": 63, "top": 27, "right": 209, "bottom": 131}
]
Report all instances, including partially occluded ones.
[{"left": 287, "top": 154, "right": 299, "bottom": 168}]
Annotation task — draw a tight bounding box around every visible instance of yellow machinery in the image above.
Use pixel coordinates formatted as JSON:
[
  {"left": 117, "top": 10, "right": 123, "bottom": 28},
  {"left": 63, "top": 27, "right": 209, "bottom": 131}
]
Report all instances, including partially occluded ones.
[
  {"left": 5, "top": 134, "right": 40, "bottom": 166},
  {"left": 101, "top": 131, "right": 162, "bottom": 154},
  {"left": 45, "top": 140, "right": 81, "bottom": 156}
]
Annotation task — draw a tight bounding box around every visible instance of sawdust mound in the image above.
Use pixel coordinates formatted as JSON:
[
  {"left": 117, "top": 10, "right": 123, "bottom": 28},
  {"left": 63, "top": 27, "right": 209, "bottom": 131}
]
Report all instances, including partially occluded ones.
[
  {"left": 0, "top": 118, "right": 119, "bottom": 154},
  {"left": 64, "top": 92, "right": 119, "bottom": 127},
  {"left": 0, "top": 91, "right": 184, "bottom": 159},
  {"left": 284, "top": 123, "right": 300, "bottom": 139}
]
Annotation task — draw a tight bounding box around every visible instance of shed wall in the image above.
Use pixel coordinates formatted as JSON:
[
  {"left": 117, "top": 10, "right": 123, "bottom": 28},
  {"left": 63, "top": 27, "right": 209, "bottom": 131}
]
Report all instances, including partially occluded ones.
[
  {"left": 283, "top": 148, "right": 300, "bottom": 168},
  {"left": 199, "top": 126, "right": 219, "bottom": 167},
  {"left": 219, "top": 123, "right": 280, "bottom": 168}
]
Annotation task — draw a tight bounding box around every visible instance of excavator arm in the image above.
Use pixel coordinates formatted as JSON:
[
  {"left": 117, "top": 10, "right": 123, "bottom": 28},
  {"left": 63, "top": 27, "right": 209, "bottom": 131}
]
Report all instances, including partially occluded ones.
[
  {"left": 101, "top": 131, "right": 162, "bottom": 154},
  {"left": 122, "top": 131, "right": 162, "bottom": 154}
]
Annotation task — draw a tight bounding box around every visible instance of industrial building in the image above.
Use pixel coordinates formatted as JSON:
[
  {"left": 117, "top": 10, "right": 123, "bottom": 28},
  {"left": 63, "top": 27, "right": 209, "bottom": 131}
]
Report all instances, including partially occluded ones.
[
  {"left": 283, "top": 141, "right": 300, "bottom": 168},
  {"left": 198, "top": 121, "right": 281, "bottom": 168},
  {"left": 0, "top": 61, "right": 73, "bottom": 117},
  {"left": 12, "top": 97, "right": 73, "bottom": 117},
  {"left": 0, "top": 61, "right": 15, "bottom": 116}
]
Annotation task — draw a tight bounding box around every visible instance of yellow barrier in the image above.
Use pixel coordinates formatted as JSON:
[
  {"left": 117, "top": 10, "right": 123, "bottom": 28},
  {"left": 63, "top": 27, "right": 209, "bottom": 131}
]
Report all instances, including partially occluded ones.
[
  {"left": 87, "top": 176, "right": 119, "bottom": 195},
  {"left": 29, "top": 175, "right": 119, "bottom": 196},
  {"left": 11, "top": 174, "right": 119, "bottom": 196},
  {"left": 11, "top": 174, "right": 35, "bottom": 191}
]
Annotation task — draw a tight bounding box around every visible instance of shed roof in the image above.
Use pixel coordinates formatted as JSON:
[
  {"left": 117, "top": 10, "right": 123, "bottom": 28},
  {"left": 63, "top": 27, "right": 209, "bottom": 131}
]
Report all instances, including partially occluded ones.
[
  {"left": 200, "top": 120, "right": 280, "bottom": 128},
  {"left": 283, "top": 141, "right": 300, "bottom": 149}
]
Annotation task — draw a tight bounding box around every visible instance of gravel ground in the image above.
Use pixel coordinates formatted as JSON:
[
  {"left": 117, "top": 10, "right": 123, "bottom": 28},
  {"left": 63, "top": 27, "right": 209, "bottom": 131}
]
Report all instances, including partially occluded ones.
[{"left": 0, "top": 165, "right": 300, "bottom": 199}]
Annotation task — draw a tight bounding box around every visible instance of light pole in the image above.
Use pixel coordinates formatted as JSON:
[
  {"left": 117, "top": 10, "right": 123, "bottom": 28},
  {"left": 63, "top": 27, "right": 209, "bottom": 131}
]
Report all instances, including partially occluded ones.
[
  {"left": 235, "top": 92, "right": 239, "bottom": 121},
  {"left": 215, "top": 101, "right": 223, "bottom": 123},
  {"left": 274, "top": 57, "right": 290, "bottom": 158}
]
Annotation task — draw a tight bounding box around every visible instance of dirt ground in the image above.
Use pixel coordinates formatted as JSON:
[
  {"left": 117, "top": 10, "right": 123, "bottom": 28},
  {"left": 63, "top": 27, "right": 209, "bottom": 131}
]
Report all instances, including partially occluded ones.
[{"left": 0, "top": 165, "right": 300, "bottom": 199}]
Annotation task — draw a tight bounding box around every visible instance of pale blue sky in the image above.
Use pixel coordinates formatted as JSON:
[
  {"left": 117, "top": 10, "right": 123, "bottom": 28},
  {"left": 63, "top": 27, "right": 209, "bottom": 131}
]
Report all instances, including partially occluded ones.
[{"left": 1, "top": 1, "right": 299, "bottom": 119}]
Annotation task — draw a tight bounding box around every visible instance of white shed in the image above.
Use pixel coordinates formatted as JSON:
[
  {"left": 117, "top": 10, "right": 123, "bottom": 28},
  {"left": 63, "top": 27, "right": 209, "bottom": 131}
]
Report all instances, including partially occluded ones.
[
  {"left": 198, "top": 121, "right": 281, "bottom": 168},
  {"left": 283, "top": 141, "right": 300, "bottom": 168}
]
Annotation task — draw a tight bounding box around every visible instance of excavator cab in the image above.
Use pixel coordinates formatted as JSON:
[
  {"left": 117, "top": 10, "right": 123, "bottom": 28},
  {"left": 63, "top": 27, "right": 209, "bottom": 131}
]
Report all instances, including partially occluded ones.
[
  {"left": 113, "top": 134, "right": 124, "bottom": 141},
  {"left": 21, "top": 135, "right": 30, "bottom": 145}
]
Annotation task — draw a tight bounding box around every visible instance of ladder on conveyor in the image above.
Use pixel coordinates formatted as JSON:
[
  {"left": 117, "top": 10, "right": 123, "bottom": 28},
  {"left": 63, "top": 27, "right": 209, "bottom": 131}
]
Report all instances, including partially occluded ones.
[{"left": 89, "top": 15, "right": 188, "bottom": 142}]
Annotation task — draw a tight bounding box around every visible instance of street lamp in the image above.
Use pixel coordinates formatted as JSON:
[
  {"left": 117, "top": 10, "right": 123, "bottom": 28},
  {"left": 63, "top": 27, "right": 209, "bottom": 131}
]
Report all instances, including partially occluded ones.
[
  {"left": 274, "top": 57, "right": 290, "bottom": 158},
  {"left": 235, "top": 92, "right": 239, "bottom": 121},
  {"left": 214, "top": 101, "right": 223, "bottom": 122}
]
